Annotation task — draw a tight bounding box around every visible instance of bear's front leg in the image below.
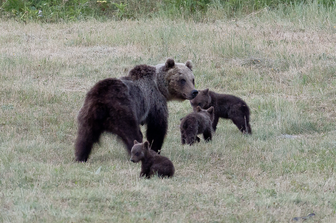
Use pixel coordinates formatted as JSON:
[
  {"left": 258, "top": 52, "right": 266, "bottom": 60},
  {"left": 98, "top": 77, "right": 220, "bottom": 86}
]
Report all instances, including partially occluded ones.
[
  {"left": 181, "top": 136, "right": 186, "bottom": 145},
  {"left": 146, "top": 110, "right": 168, "bottom": 153},
  {"left": 140, "top": 170, "right": 151, "bottom": 179},
  {"left": 203, "top": 128, "right": 212, "bottom": 142},
  {"left": 212, "top": 115, "right": 220, "bottom": 132}
]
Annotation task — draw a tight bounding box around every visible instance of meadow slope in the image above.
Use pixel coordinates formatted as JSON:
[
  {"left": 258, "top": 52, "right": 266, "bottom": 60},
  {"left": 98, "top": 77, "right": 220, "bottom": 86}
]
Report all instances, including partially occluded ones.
[{"left": 1, "top": 5, "right": 336, "bottom": 222}]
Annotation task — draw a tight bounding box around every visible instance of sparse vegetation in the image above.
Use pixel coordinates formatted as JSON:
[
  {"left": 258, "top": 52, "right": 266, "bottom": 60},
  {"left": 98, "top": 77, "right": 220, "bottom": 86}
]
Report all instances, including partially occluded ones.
[{"left": 0, "top": 0, "right": 336, "bottom": 222}]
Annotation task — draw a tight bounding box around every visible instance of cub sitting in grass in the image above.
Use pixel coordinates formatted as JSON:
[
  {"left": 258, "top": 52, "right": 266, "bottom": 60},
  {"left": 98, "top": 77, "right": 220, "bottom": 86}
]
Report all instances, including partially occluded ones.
[
  {"left": 190, "top": 89, "right": 252, "bottom": 134},
  {"left": 180, "top": 106, "right": 214, "bottom": 145},
  {"left": 130, "top": 140, "right": 175, "bottom": 178}
]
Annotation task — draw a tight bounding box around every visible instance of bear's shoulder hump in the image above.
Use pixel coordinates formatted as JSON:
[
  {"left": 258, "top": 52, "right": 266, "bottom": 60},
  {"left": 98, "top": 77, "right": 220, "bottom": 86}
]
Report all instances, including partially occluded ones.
[{"left": 127, "top": 64, "right": 156, "bottom": 80}]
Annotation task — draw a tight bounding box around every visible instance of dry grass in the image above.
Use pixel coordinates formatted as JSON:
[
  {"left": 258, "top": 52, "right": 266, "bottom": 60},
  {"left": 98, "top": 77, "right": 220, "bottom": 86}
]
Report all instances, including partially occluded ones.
[{"left": 1, "top": 5, "right": 336, "bottom": 222}]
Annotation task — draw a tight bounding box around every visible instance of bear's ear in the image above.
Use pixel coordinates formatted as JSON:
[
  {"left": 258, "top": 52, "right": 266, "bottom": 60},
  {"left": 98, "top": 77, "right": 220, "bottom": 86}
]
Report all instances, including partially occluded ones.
[
  {"left": 144, "top": 141, "right": 150, "bottom": 150},
  {"left": 203, "top": 88, "right": 209, "bottom": 95},
  {"left": 134, "top": 140, "right": 139, "bottom": 145},
  {"left": 207, "top": 106, "right": 214, "bottom": 115},
  {"left": 165, "top": 58, "right": 175, "bottom": 69},
  {"left": 185, "top": 60, "right": 193, "bottom": 71},
  {"left": 196, "top": 106, "right": 202, "bottom": 112}
]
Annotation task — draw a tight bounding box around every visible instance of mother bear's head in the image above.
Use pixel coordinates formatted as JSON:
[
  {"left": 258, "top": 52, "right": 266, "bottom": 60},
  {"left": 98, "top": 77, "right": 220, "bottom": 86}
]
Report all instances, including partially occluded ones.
[{"left": 156, "top": 58, "right": 198, "bottom": 101}]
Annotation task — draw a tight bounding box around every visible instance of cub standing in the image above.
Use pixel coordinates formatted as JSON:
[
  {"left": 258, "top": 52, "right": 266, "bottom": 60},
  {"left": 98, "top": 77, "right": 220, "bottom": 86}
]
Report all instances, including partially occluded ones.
[
  {"left": 180, "top": 106, "right": 214, "bottom": 145},
  {"left": 190, "top": 89, "right": 252, "bottom": 134}
]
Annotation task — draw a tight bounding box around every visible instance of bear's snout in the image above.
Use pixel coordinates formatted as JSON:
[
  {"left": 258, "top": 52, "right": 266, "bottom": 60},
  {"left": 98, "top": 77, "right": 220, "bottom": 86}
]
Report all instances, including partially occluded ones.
[
  {"left": 191, "top": 90, "right": 198, "bottom": 99},
  {"left": 130, "top": 159, "right": 135, "bottom": 163}
]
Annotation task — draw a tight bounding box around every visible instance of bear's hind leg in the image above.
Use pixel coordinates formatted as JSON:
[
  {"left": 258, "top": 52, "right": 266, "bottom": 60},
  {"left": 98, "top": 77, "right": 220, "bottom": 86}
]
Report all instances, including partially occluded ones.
[
  {"left": 75, "top": 123, "right": 103, "bottom": 162},
  {"left": 231, "top": 116, "right": 251, "bottom": 134},
  {"left": 106, "top": 116, "right": 143, "bottom": 154},
  {"left": 117, "top": 128, "right": 143, "bottom": 155}
]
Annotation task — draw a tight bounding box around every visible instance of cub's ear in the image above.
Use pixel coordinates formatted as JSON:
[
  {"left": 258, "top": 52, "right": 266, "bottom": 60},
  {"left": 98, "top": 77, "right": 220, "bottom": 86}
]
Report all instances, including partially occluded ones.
[
  {"left": 207, "top": 106, "right": 214, "bottom": 115},
  {"left": 185, "top": 60, "right": 193, "bottom": 70},
  {"left": 196, "top": 106, "right": 202, "bottom": 112},
  {"left": 203, "top": 88, "right": 209, "bottom": 95},
  {"left": 144, "top": 141, "right": 150, "bottom": 150},
  {"left": 165, "top": 58, "right": 175, "bottom": 69},
  {"left": 134, "top": 140, "right": 139, "bottom": 145}
]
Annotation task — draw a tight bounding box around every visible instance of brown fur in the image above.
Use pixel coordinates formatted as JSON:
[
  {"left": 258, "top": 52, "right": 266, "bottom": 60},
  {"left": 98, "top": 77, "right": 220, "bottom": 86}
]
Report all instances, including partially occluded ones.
[
  {"left": 75, "top": 58, "right": 198, "bottom": 162},
  {"left": 130, "top": 140, "right": 175, "bottom": 178},
  {"left": 190, "top": 89, "right": 252, "bottom": 134},
  {"left": 180, "top": 106, "right": 214, "bottom": 145}
]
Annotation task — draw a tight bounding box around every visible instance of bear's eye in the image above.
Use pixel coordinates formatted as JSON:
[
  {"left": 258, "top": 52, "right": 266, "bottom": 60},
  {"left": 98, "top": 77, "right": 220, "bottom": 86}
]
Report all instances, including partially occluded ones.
[
  {"left": 192, "top": 79, "right": 195, "bottom": 86},
  {"left": 198, "top": 103, "right": 201, "bottom": 106},
  {"left": 180, "top": 79, "right": 186, "bottom": 85},
  {"left": 135, "top": 152, "right": 140, "bottom": 156}
]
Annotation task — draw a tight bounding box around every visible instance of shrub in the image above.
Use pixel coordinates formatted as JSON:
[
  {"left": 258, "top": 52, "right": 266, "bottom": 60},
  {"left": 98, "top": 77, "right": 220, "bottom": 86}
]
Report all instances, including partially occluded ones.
[{"left": 1, "top": 0, "right": 335, "bottom": 21}]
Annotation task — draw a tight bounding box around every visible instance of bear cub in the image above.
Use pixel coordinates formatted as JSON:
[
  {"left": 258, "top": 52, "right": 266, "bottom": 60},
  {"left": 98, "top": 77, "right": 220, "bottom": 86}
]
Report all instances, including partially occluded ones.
[
  {"left": 130, "top": 140, "right": 175, "bottom": 178},
  {"left": 180, "top": 106, "right": 214, "bottom": 145},
  {"left": 190, "top": 89, "right": 252, "bottom": 134}
]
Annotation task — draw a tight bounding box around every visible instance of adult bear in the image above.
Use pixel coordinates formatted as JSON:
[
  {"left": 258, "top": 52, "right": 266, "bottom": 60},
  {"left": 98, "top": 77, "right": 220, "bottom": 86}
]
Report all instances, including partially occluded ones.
[{"left": 75, "top": 58, "right": 198, "bottom": 162}]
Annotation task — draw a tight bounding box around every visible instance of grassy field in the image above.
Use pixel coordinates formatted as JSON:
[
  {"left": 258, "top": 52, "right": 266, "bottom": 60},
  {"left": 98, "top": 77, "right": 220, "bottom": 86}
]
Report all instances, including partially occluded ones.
[{"left": 1, "top": 2, "right": 336, "bottom": 222}]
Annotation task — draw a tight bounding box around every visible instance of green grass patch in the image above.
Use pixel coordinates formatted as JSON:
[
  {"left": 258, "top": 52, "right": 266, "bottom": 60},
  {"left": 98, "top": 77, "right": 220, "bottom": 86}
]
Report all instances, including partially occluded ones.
[{"left": 1, "top": 2, "right": 336, "bottom": 222}]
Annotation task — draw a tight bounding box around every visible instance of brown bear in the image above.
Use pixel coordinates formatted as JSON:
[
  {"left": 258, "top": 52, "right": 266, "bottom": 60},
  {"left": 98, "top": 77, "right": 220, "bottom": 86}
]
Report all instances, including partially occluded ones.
[
  {"left": 180, "top": 106, "right": 214, "bottom": 145},
  {"left": 190, "top": 89, "right": 252, "bottom": 134},
  {"left": 130, "top": 140, "right": 175, "bottom": 178},
  {"left": 75, "top": 58, "right": 198, "bottom": 162}
]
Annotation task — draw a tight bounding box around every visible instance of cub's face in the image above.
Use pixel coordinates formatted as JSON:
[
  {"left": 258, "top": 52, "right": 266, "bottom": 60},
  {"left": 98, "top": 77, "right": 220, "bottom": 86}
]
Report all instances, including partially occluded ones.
[
  {"left": 164, "top": 59, "right": 198, "bottom": 101},
  {"left": 190, "top": 88, "right": 211, "bottom": 111},
  {"left": 130, "top": 140, "right": 148, "bottom": 163}
]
